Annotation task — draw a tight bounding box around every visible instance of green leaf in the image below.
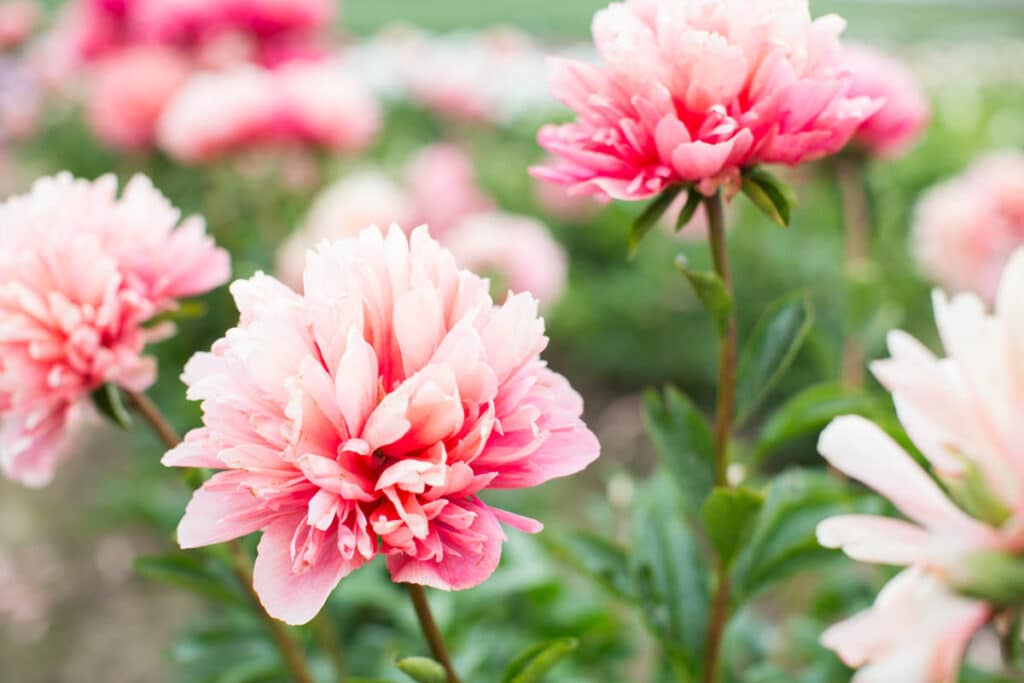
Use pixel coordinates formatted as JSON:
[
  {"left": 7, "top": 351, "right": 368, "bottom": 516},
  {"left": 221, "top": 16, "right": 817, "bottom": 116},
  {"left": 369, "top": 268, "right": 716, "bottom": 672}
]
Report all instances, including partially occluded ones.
[
  {"left": 502, "top": 638, "right": 579, "bottom": 683},
  {"left": 134, "top": 552, "right": 245, "bottom": 605},
  {"left": 954, "top": 552, "right": 1024, "bottom": 606},
  {"left": 754, "top": 382, "right": 880, "bottom": 461},
  {"left": 643, "top": 386, "right": 715, "bottom": 520},
  {"left": 396, "top": 656, "right": 447, "bottom": 683},
  {"left": 701, "top": 486, "right": 764, "bottom": 567},
  {"left": 544, "top": 532, "right": 634, "bottom": 600},
  {"left": 143, "top": 300, "right": 208, "bottom": 329},
  {"left": 91, "top": 382, "right": 133, "bottom": 430},
  {"left": 675, "top": 190, "right": 703, "bottom": 232},
  {"left": 630, "top": 479, "right": 708, "bottom": 675},
  {"left": 675, "top": 255, "right": 733, "bottom": 337},
  {"left": 741, "top": 167, "right": 797, "bottom": 227},
  {"left": 735, "top": 292, "right": 814, "bottom": 424},
  {"left": 629, "top": 184, "right": 685, "bottom": 256},
  {"left": 730, "top": 470, "right": 858, "bottom": 601}
]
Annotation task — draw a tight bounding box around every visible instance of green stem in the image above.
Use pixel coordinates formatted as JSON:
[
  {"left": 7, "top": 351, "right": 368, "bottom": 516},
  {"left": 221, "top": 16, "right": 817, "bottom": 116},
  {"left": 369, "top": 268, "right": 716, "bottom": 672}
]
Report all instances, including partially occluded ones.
[
  {"left": 836, "top": 155, "right": 871, "bottom": 390},
  {"left": 125, "top": 390, "right": 317, "bottom": 683},
  {"left": 313, "top": 611, "right": 349, "bottom": 682},
  {"left": 406, "top": 584, "right": 461, "bottom": 683},
  {"left": 701, "top": 191, "right": 736, "bottom": 683}
]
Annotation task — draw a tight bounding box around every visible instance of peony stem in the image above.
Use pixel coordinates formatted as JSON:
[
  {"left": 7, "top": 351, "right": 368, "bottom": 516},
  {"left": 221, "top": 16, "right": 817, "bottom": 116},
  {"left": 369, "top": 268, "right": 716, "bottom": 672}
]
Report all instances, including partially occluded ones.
[
  {"left": 125, "top": 389, "right": 318, "bottom": 683},
  {"left": 406, "top": 584, "right": 461, "bottom": 683},
  {"left": 702, "top": 190, "right": 736, "bottom": 683},
  {"left": 836, "top": 155, "right": 872, "bottom": 390},
  {"left": 312, "top": 611, "right": 349, "bottom": 683}
]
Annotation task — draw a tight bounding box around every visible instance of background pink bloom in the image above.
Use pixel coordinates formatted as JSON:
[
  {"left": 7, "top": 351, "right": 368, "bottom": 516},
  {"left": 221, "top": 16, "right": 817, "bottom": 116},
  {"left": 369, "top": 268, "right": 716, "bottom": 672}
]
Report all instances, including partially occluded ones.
[
  {"left": 532, "top": 0, "right": 882, "bottom": 201},
  {"left": 816, "top": 249, "right": 1024, "bottom": 680},
  {"left": 167, "top": 226, "right": 599, "bottom": 624},
  {"left": 85, "top": 45, "right": 191, "bottom": 150},
  {"left": 444, "top": 212, "right": 568, "bottom": 307},
  {"left": 404, "top": 144, "right": 493, "bottom": 239},
  {"left": 845, "top": 43, "right": 930, "bottom": 158},
  {"left": 0, "top": 173, "right": 230, "bottom": 487},
  {"left": 913, "top": 150, "right": 1024, "bottom": 303},
  {"left": 157, "top": 57, "right": 379, "bottom": 163},
  {"left": 0, "top": 1, "right": 38, "bottom": 51}
]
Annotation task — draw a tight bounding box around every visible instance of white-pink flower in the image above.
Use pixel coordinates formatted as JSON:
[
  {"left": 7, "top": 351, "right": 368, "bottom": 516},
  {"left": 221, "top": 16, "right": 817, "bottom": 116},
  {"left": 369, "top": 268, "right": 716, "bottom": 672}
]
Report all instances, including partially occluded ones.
[
  {"left": 533, "top": 0, "right": 882, "bottom": 201},
  {"left": 817, "top": 248, "right": 1024, "bottom": 681},
  {"left": 0, "top": 173, "right": 230, "bottom": 487},
  {"left": 404, "top": 144, "right": 493, "bottom": 240},
  {"left": 157, "top": 57, "right": 379, "bottom": 163},
  {"left": 913, "top": 150, "right": 1024, "bottom": 304},
  {"left": 165, "top": 225, "right": 599, "bottom": 624},
  {"left": 845, "top": 43, "right": 930, "bottom": 158}
]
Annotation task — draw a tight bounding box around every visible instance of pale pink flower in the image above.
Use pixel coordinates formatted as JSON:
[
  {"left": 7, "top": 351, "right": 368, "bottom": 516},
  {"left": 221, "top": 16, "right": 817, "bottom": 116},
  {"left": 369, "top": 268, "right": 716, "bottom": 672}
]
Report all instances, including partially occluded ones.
[
  {"left": 0, "top": 173, "right": 230, "bottom": 487},
  {"left": 404, "top": 144, "right": 493, "bottom": 239},
  {"left": 157, "top": 57, "right": 379, "bottom": 163},
  {"left": 85, "top": 45, "right": 191, "bottom": 150},
  {"left": 845, "top": 44, "right": 930, "bottom": 158},
  {"left": 533, "top": 171, "right": 604, "bottom": 223},
  {"left": 0, "top": 1, "right": 38, "bottom": 51},
  {"left": 913, "top": 150, "right": 1024, "bottom": 304},
  {"left": 165, "top": 225, "right": 599, "bottom": 624},
  {"left": 532, "top": 0, "right": 882, "bottom": 201},
  {"left": 444, "top": 212, "right": 568, "bottom": 307},
  {"left": 821, "top": 568, "right": 989, "bottom": 683},
  {"left": 817, "top": 249, "right": 1024, "bottom": 681},
  {"left": 276, "top": 170, "right": 414, "bottom": 289}
]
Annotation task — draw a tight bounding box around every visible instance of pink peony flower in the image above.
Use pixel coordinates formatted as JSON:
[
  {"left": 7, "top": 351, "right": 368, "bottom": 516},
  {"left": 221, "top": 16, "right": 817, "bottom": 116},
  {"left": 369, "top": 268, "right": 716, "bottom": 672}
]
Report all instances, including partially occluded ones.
[
  {"left": 913, "top": 150, "right": 1024, "bottom": 304},
  {"left": 85, "top": 45, "right": 191, "bottom": 150},
  {"left": 821, "top": 568, "right": 989, "bottom": 682},
  {"left": 276, "top": 170, "right": 414, "bottom": 289},
  {"left": 532, "top": 0, "right": 882, "bottom": 201},
  {"left": 404, "top": 144, "right": 493, "bottom": 240},
  {"left": 166, "top": 225, "right": 599, "bottom": 624},
  {"left": 157, "top": 57, "right": 379, "bottom": 163},
  {"left": 444, "top": 212, "right": 568, "bottom": 307},
  {"left": 844, "top": 44, "right": 930, "bottom": 158},
  {"left": 817, "top": 248, "right": 1024, "bottom": 681},
  {"left": 132, "top": 0, "right": 332, "bottom": 47},
  {"left": 0, "top": 173, "right": 230, "bottom": 487}
]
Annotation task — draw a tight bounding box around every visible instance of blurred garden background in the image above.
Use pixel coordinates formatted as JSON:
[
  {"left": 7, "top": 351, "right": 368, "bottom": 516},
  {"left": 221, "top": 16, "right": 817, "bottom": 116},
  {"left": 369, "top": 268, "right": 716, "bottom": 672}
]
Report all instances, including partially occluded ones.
[{"left": 2, "top": 0, "right": 1024, "bottom": 681}]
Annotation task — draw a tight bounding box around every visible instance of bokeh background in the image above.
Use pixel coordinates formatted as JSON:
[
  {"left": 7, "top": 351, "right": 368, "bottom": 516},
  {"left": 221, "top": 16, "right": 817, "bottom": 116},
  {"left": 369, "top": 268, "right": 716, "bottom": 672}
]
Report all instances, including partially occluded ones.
[{"left": 2, "top": 0, "right": 1024, "bottom": 681}]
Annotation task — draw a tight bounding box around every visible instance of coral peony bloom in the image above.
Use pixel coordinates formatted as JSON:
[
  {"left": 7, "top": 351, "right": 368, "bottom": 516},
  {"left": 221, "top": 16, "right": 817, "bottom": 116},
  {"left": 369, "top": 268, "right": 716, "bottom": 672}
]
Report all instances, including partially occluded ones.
[
  {"left": 821, "top": 568, "right": 988, "bottom": 683},
  {"left": 844, "top": 44, "right": 930, "bottom": 158},
  {"left": 404, "top": 144, "right": 493, "bottom": 239},
  {"left": 816, "top": 249, "right": 1024, "bottom": 681},
  {"left": 132, "top": 0, "right": 333, "bottom": 47},
  {"left": 0, "top": 0, "right": 38, "bottom": 51},
  {"left": 85, "top": 45, "right": 191, "bottom": 150},
  {"left": 166, "top": 226, "right": 599, "bottom": 624},
  {"left": 444, "top": 212, "right": 568, "bottom": 307},
  {"left": 912, "top": 150, "right": 1024, "bottom": 304},
  {"left": 276, "top": 170, "right": 413, "bottom": 289},
  {"left": 532, "top": 0, "right": 882, "bottom": 201},
  {"left": 0, "top": 173, "right": 230, "bottom": 487},
  {"left": 157, "top": 58, "right": 379, "bottom": 163}
]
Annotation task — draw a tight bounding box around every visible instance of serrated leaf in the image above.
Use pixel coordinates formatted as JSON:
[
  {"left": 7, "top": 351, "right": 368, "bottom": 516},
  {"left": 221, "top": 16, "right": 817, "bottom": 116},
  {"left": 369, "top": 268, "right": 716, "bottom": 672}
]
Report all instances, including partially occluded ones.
[
  {"left": 741, "top": 167, "right": 796, "bottom": 227},
  {"left": 701, "top": 486, "right": 764, "bottom": 567},
  {"left": 643, "top": 386, "right": 714, "bottom": 520},
  {"left": 735, "top": 292, "right": 814, "bottom": 424},
  {"left": 754, "top": 383, "right": 880, "bottom": 461},
  {"left": 630, "top": 479, "right": 708, "bottom": 675},
  {"left": 675, "top": 255, "right": 733, "bottom": 337},
  {"left": 396, "top": 656, "right": 447, "bottom": 683},
  {"left": 91, "top": 382, "right": 133, "bottom": 430},
  {"left": 675, "top": 190, "right": 703, "bottom": 232},
  {"left": 730, "top": 470, "right": 858, "bottom": 601},
  {"left": 134, "top": 552, "right": 245, "bottom": 606},
  {"left": 502, "top": 638, "right": 578, "bottom": 683},
  {"left": 629, "top": 184, "right": 685, "bottom": 256},
  {"left": 544, "top": 532, "right": 633, "bottom": 600}
]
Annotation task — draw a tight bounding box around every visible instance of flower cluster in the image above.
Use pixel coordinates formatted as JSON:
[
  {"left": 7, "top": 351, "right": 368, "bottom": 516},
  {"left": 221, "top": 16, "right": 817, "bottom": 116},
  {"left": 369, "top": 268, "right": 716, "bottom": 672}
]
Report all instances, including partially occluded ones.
[
  {"left": 277, "top": 144, "right": 567, "bottom": 307},
  {"left": 913, "top": 150, "right": 1024, "bottom": 304},
  {"left": 165, "top": 226, "right": 599, "bottom": 624},
  {"left": 818, "top": 250, "right": 1024, "bottom": 681},
  {"left": 0, "top": 173, "right": 229, "bottom": 487},
  {"left": 532, "top": 0, "right": 882, "bottom": 200}
]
